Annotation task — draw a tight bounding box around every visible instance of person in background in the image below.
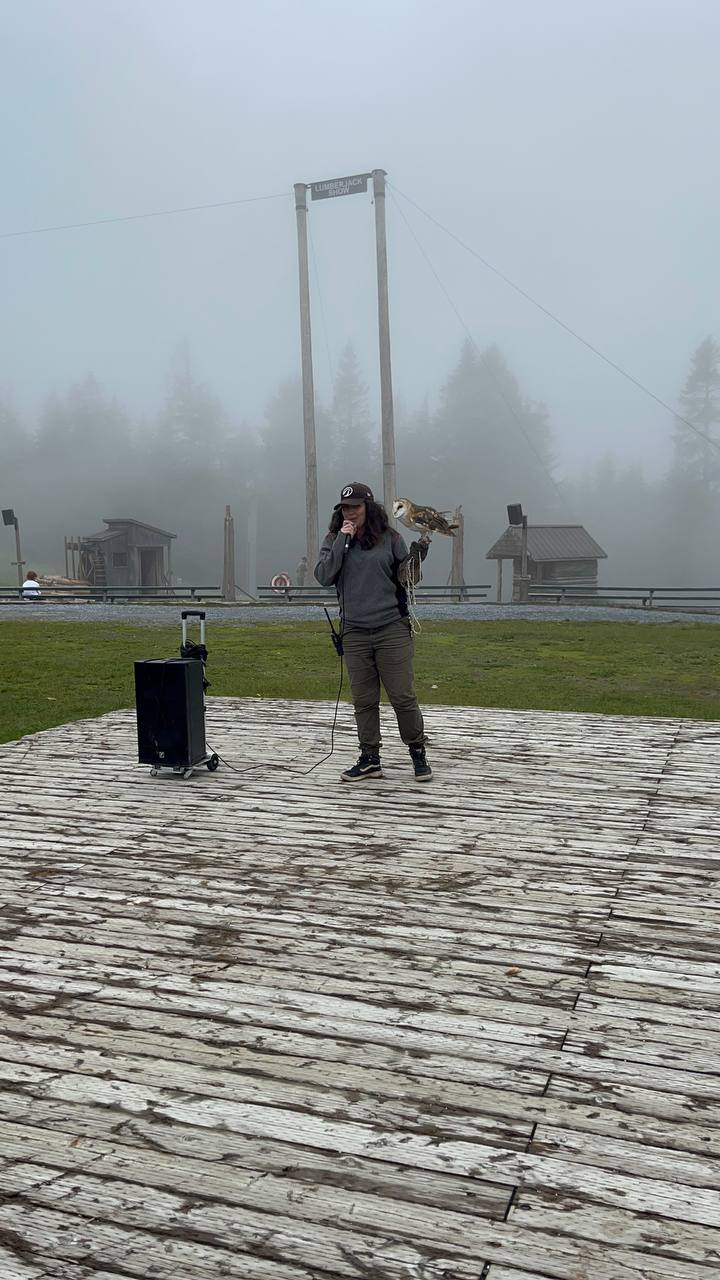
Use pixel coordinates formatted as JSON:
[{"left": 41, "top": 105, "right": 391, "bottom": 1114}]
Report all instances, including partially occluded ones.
[
  {"left": 295, "top": 555, "right": 308, "bottom": 588},
  {"left": 21, "top": 571, "right": 42, "bottom": 600},
  {"left": 314, "top": 481, "right": 432, "bottom": 783}
]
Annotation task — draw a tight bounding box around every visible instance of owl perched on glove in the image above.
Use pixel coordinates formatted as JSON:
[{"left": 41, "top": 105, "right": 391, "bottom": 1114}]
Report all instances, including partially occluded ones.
[{"left": 393, "top": 498, "right": 459, "bottom": 538}]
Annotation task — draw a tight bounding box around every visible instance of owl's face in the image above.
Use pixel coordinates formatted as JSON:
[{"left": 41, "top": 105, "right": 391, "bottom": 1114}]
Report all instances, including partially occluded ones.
[{"left": 392, "top": 499, "right": 409, "bottom": 520}]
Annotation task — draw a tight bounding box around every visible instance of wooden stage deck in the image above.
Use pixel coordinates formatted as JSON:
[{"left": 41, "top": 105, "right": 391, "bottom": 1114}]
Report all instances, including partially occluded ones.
[{"left": 1, "top": 696, "right": 719, "bottom": 1279}]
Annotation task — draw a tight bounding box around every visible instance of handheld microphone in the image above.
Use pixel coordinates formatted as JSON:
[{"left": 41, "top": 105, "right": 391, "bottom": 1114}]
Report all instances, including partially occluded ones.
[{"left": 343, "top": 534, "right": 352, "bottom": 553}]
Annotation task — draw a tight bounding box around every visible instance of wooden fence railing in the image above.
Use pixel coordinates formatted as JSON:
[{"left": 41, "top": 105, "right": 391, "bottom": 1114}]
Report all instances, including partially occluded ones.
[
  {"left": 0, "top": 583, "right": 490, "bottom": 605},
  {"left": 0, "top": 585, "right": 225, "bottom": 603},
  {"left": 527, "top": 585, "right": 720, "bottom": 609},
  {"left": 5, "top": 582, "right": 718, "bottom": 611},
  {"left": 255, "top": 584, "right": 490, "bottom": 604}
]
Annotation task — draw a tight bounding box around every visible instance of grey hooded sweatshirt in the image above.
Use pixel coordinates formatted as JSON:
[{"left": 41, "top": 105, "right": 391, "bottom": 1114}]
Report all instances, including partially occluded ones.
[{"left": 314, "top": 528, "right": 427, "bottom": 629}]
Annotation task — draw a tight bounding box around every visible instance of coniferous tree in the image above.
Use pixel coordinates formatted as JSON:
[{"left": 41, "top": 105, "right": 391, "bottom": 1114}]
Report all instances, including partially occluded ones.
[
  {"left": 135, "top": 353, "right": 240, "bottom": 581},
  {"left": 324, "top": 342, "right": 379, "bottom": 503},
  {"left": 672, "top": 337, "right": 720, "bottom": 496},
  {"left": 28, "top": 376, "right": 134, "bottom": 571},
  {"left": 398, "top": 341, "right": 560, "bottom": 580},
  {"left": 658, "top": 337, "right": 720, "bottom": 582},
  {"left": 148, "top": 355, "right": 228, "bottom": 474},
  {"left": 256, "top": 376, "right": 305, "bottom": 580}
]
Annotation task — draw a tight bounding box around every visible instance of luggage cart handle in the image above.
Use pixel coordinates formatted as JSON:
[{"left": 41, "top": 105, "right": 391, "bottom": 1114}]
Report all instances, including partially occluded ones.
[{"left": 181, "top": 610, "right": 206, "bottom": 647}]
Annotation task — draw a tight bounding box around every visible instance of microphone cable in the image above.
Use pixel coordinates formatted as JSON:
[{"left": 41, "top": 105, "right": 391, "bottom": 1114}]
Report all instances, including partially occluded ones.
[{"left": 207, "top": 532, "right": 350, "bottom": 778}]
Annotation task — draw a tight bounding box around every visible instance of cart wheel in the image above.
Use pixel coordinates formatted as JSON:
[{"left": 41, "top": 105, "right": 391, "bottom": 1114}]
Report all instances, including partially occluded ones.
[
  {"left": 207, "top": 754, "right": 220, "bottom": 772},
  {"left": 149, "top": 767, "right": 158, "bottom": 777}
]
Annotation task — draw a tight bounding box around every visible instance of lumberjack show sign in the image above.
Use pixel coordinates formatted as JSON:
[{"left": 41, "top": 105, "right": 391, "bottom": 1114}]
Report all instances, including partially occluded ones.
[{"left": 310, "top": 173, "right": 371, "bottom": 201}]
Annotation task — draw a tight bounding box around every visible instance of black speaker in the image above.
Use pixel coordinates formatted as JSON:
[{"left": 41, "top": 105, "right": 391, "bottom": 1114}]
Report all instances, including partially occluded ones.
[
  {"left": 2, "top": 509, "right": 15, "bottom": 527},
  {"left": 134, "top": 659, "right": 206, "bottom": 769}
]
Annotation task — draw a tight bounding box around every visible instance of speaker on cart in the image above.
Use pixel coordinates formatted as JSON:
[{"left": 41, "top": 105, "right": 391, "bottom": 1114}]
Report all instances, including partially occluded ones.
[{"left": 134, "top": 658, "right": 206, "bottom": 770}]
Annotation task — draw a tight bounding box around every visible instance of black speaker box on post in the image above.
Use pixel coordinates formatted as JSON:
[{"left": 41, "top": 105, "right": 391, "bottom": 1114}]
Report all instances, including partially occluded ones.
[{"left": 134, "top": 658, "right": 206, "bottom": 770}]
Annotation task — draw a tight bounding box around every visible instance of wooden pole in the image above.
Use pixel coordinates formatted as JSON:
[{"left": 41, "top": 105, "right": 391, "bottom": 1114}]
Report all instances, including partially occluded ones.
[
  {"left": 518, "top": 515, "right": 530, "bottom": 603},
  {"left": 450, "top": 505, "right": 465, "bottom": 597},
  {"left": 496, "top": 559, "right": 503, "bottom": 604},
  {"left": 246, "top": 488, "right": 258, "bottom": 598},
  {"left": 521, "top": 515, "right": 528, "bottom": 578},
  {"left": 223, "top": 505, "right": 236, "bottom": 601},
  {"left": 64, "top": 537, "right": 69, "bottom": 579},
  {"left": 12, "top": 518, "right": 24, "bottom": 587},
  {"left": 294, "top": 182, "right": 319, "bottom": 571},
  {"left": 372, "top": 169, "right": 397, "bottom": 519}
]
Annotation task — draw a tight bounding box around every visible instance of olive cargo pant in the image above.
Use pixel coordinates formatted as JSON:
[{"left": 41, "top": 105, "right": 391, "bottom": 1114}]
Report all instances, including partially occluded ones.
[{"left": 343, "top": 618, "right": 425, "bottom": 753}]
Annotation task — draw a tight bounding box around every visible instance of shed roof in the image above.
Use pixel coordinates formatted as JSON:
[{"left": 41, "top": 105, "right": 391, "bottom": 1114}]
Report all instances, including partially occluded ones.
[
  {"left": 486, "top": 525, "right": 607, "bottom": 562},
  {"left": 84, "top": 529, "right": 124, "bottom": 543},
  {"left": 102, "top": 519, "right": 176, "bottom": 539},
  {"left": 81, "top": 517, "right": 175, "bottom": 542}
]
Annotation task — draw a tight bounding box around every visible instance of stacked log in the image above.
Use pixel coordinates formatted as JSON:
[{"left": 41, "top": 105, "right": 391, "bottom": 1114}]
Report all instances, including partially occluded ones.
[{"left": 39, "top": 575, "right": 88, "bottom": 588}]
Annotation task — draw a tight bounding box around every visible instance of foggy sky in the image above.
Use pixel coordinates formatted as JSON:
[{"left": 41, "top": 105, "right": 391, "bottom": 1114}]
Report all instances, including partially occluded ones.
[{"left": 1, "top": 0, "right": 718, "bottom": 479}]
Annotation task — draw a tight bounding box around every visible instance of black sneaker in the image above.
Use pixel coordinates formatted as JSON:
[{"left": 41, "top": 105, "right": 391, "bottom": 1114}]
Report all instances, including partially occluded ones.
[
  {"left": 341, "top": 752, "right": 383, "bottom": 782},
  {"left": 409, "top": 745, "right": 433, "bottom": 782}
]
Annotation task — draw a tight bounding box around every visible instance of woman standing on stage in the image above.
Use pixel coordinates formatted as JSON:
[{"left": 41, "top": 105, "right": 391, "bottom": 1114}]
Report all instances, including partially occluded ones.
[{"left": 314, "top": 481, "right": 432, "bottom": 783}]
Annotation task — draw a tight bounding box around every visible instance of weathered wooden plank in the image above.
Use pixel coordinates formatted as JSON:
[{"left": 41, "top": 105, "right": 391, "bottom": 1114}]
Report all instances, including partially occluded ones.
[
  {"left": 0, "top": 921, "right": 589, "bottom": 1006},
  {"left": 2, "top": 1067, "right": 718, "bottom": 1226},
  {"left": 575, "top": 992, "right": 720, "bottom": 1032},
  {"left": 2, "top": 966, "right": 720, "bottom": 1108},
  {"left": 513, "top": 1189, "right": 720, "bottom": 1268},
  {"left": 0, "top": 1118, "right": 512, "bottom": 1222},
  {"left": 545, "top": 1074, "right": 720, "bottom": 1124},
  {"left": 0, "top": 1188, "right": 712, "bottom": 1280},
  {"left": 0, "top": 1202, "right": 351, "bottom": 1280},
  {"left": 2, "top": 1006, "right": 718, "bottom": 1155},
  {"left": 0, "top": 958, "right": 570, "bottom": 1039},
  {"left": 0, "top": 914, "right": 600, "bottom": 970},
  {"left": 482, "top": 1270, "right": 554, "bottom": 1280},
  {"left": 0, "top": 1057, "right": 532, "bottom": 1154},
  {"left": 530, "top": 1124, "right": 720, "bottom": 1188}
]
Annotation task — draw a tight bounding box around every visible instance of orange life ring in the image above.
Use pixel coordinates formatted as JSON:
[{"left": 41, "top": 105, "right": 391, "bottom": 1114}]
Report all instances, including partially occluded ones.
[{"left": 271, "top": 572, "right": 291, "bottom": 593}]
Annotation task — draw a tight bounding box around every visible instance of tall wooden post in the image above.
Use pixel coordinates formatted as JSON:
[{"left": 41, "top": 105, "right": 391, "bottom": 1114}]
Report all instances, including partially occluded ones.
[
  {"left": 496, "top": 560, "right": 503, "bottom": 603},
  {"left": 222, "top": 505, "right": 236, "bottom": 601},
  {"left": 450, "top": 505, "right": 465, "bottom": 598},
  {"left": 372, "top": 169, "right": 397, "bottom": 518},
  {"left": 517, "top": 515, "right": 530, "bottom": 602},
  {"left": 521, "top": 516, "right": 528, "bottom": 578},
  {"left": 12, "top": 518, "right": 24, "bottom": 587},
  {"left": 294, "top": 182, "right": 319, "bottom": 570},
  {"left": 246, "top": 487, "right": 258, "bottom": 598}
]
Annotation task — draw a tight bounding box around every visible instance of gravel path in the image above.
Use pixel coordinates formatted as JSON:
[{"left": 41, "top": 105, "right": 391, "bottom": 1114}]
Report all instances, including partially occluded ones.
[{"left": 2, "top": 602, "right": 718, "bottom": 625}]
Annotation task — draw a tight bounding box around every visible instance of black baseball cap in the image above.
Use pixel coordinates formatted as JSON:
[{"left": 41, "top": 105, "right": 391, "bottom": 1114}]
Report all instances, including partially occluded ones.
[{"left": 333, "top": 482, "right": 374, "bottom": 509}]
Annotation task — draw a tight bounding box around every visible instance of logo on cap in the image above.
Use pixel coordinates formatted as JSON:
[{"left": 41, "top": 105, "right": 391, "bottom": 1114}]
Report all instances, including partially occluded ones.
[{"left": 341, "top": 485, "right": 354, "bottom": 498}]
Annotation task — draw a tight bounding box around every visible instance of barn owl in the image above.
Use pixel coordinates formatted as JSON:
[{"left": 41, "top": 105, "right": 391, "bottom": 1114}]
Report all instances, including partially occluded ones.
[{"left": 393, "top": 498, "right": 459, "bottom": 538}]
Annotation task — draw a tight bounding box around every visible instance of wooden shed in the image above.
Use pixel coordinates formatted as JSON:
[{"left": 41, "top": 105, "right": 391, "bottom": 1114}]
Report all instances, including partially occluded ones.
[
  {"left": 77, "top": 519, "right": 176, "bottom": 588},
  {"left": 486, "top": 524, "right": 607, "bottom": 602}
]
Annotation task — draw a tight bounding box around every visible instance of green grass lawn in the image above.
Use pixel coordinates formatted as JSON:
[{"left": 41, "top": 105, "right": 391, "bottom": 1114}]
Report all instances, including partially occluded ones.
[{"left": 1, "top": 617, "right": 719, "bottom": 743}]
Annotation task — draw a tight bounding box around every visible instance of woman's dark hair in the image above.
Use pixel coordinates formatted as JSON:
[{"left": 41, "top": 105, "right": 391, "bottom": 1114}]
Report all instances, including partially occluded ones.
[{"left": 329, "top": 500, "right": 390, "bottom": 549}]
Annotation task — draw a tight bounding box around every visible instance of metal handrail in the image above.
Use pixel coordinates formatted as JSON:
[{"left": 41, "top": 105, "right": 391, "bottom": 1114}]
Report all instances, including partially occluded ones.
[{"left": 527, "top": 584, "right": 720, "bottom": 608}]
